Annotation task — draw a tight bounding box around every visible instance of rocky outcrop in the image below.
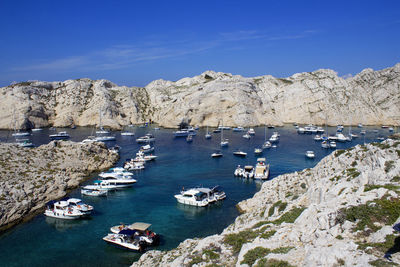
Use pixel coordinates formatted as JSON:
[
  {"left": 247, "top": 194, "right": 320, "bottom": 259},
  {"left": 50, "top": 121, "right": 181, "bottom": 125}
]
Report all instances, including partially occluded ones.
[
  {"left": 0, "top": 141, "right": 119, "bottom": 231},
  {"left": 0, "top": 64, "right": 399, "bottom": 129},
  {"left": 132, "top": 137, "right": 400, "bottom": 266}
]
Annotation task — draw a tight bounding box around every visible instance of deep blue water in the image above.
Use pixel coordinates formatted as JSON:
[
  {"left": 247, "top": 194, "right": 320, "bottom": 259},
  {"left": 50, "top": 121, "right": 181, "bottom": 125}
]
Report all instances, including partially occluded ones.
[{"left": 0, "top": 125, "right": 395, "bottom": 266}]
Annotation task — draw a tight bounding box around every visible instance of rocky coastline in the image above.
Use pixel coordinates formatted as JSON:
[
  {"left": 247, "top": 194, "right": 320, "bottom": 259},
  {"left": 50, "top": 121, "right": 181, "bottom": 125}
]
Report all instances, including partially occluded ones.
[
  {"left": 132, "top": 135, "right": 400, "bottom": 266},
  {"left": 0, "top": 64, "right": 399, "bottom": 130},
  {"left": 0, "top": 140, "right": 118, "bottom": 232}
]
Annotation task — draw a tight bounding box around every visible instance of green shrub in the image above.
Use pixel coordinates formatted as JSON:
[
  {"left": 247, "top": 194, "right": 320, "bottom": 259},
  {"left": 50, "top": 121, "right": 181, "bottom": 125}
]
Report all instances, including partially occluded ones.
[
  {"left": 255, "top": 259, "right": 295, "bottom": 267},
  {"left": 202, "top": 249, "right": 219, "bottom": 260},
  {"left": 241, "top": 247, "right": 271, "bottom": 266},
  {"left": 385, "top": 160, "right": 395, "bottom": 173},
  {"left": 224, "top": 230, "right": 259, "bottom": 253},
  {"left": 260, "top": 230, "right": 276, "bottom": 239}
]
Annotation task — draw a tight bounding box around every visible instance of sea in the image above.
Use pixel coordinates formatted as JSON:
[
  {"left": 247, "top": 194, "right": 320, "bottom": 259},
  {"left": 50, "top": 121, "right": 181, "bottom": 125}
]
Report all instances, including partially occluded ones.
[{"left": 0, "top": 125, "right": 394, "bottom": 266}]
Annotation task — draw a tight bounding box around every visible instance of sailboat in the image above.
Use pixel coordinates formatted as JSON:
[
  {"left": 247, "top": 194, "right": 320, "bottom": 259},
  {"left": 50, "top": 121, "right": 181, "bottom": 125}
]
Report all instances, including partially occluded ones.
[
  {"left": 262, "top": 125, "right": 271, "bottom": 149},
  {"left": 220, "top": 121, "right": 229, "bottom": 147},
  {"left": 11, "top": 110, "right": 30, "bottom": 137},
  {"left": 95, "top": 108, "right": 116, "bottom": 141},
  {"left": 96, "top": 108, "right": 110, "bottom": 135},
  {"left": 205, "top": 126, "right": 211, "bottom": 139}
]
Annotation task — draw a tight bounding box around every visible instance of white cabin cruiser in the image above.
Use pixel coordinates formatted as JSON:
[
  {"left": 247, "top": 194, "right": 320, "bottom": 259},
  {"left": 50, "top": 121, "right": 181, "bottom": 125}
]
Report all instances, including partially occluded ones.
[
  {"left": 121, "top": 131, "right": 135, "bottom": 136},
  {"left": 81, "top": 188, "right": 107, "bottom": 197},
  {"left": 49, "top": 131, "right": 70, "bottom": 140},
  {"left": 305, "top": 151, "right": 315, "bottom": 159},
  {"left": 99, "top": 175, "right": 137, "bottom": 188},
  {"left": 262, "top": 141, "right": 272, "bottom": 149},
  {"left": 242, "top": 133, "right": 251, "bottom": 139},
  {"left": 233, "top": 150, "right": 247, "bottom": 157},
  {"left": 254, "top": 148, "right": 263, "bottom": 154},
  {"left": 211, "top": 150, "right": 223, "bottom": 158},
  {"left": 12, "top": 131, "right": 31, "bottom": 137},
  {"left": 174, "top": 188, "right": 209, "bottom": 207},
  {"left": 136, "top": 134, "right": 155, "bottom": 143},
  {"left": 44, "top": 200, "right": 85, "bottom": 219},
  {"left": 254, "top": 158, "right": 270, "bottom": 180},
  {"left": 83, "top": 180, "right": 119, "bottom": 191},
  {"left": 248, "top": 128, "right": 256, "bottom": 135},
  {"left": 140, "top": 144, "right": 154, "bottom": 153}
]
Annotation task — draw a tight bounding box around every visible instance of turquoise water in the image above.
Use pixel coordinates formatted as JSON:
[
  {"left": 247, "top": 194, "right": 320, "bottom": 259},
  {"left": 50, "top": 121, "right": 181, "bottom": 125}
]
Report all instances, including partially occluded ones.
[{"left": 0, "top": 125, "right": 394, "bottom": 266}]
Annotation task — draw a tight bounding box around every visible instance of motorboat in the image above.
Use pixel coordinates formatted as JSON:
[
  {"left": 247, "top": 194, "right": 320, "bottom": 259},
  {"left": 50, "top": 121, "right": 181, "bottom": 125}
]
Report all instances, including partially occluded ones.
[
  {"left": 99, "top": 175, "right": 137, "bottom": 189},
  {"left": 220, "top": 140, "right": 229, "bottom": 147},
  {"left": 234, "top": 165, "right": 244, "bottom": 176},
  {"left": 95, "top": 135, "right": 116, "bottom": 142},
  {"left": 136, "top": 134, "right": 155, "bottom": 143},
  {"left": 328, "top": 135, "right": 338, "bottom": 141},
  {"left": 314, "top": 135, "right": 322, "bottom": 141},
  {"left": 389, "top": 127, "right": 394, "bottom": 132},
  {"left": 12, "top": 131, "right": 31, "bottom": 137},
  {"left": 350, "top": 133, "right": 358, "bottom": 138},
  {"left": 254, "top": 148, "right": 263, "bottom": 155},
  {"left": 174, "top": 188, "right": 209, "bottom": 207},
  {"left": 44, "top": 200, "right": 85, "bottom": 220},
  {"left": 81, "top": 136, "right": 97, "bottom": 144},
  {"left": 49, "top": 131, "right": 70, "bottom": 140},
  {"left": 297, "top": 127, "right": 305, "bottom": 134},
  {"left": 103, "top": 230, "right": 147, "bottom": 252},
  {"left": 174, "top": 129, "right": 189, "bottom": 137},
  {"left": 267, "top": 125, "right": 275, "bottom": 129},
  {"left": 99, "top": 170, "right": 134, "bottom": 179},
  {"left": 109, "top": 222, "right": 160, "bottom": 246},
  {"left": 175, "top": 186, "right": 226, "bottom": 206},
  {"left": 262, "top": 141, "right": 272, "bottom": 149},
  {"left": 213, "top": 129, "right": 221, "bottom": 133},
  {"left": 81, "top": 188, "right": 107, "bottom": 197},
  {"left": 248, "top": 128, "right": 256, "bottom": 135},
  {"left": 242, "top": 165, "right": 254, "bottom": 179},
  {"left": 233, "top": 127, "right": 244, "bottom": 132},
  {"left": 96, "top": 128, "right": 110, "bottom": 135},
  {"left": 305, "top": 151, "right": 315, "bottom": 159},
  {"left": 124, "top": 160, "right": 145, "bottom": 171},
  {"left": 254, "top": 158, "right": 270, "bottom": 180},
  {"left": 17, "top": 140, "right": 34, "bottom": 147},
  {"left": 358, "top": 123, "right": 363, "bottom": 128},
  {"left": 211, "top": 150, "right": 223, "bottom": 158},
  {"left": 220, "top": 123, "right": 229, "bottom": 147},
  {"left": 242, "top": 133, "right": 251, "bottom": 139},
  {"left": 329, "top": 141, "right": 337, "bottom": 148},
  {"left": 31, "top": 128, "right": 43, "bottom": 132},
  {"left": 109, "top": 145, "right": 121, "bottom": 154},
  {"left": 317, "top": 127, "right": 325, "bottom": 133},
  {"left": 269, "top": 133, "right": 279, "bottom": 143},
  {"left": 66, "top": 198, "right": 94, "bottom": 215},
  {"left": 121, "top": 131, "right": 135, "bottom": 136},
  {"left": 233, "top": 150, "right": 247, "bottom": 157},
  {"left": 140, "top": 144, "right": 154, "bottom": 153},
  {"left": 83, "top": 180, "right": 119, "bottom": 191},
  {"left": 336, "top": 133, "right": 348, "bottom": 142},
  {"left": 205, "top": 126, "right": 212, "bottom": 139},
  {"left": 186, "top": 134, "right": 193, "bottom": 142},
  {"left": 218, "top": 126, "right": 231, "bottom": 130},
  {"left": 321, "top": 141, "right": 330, "bottom": 149}
]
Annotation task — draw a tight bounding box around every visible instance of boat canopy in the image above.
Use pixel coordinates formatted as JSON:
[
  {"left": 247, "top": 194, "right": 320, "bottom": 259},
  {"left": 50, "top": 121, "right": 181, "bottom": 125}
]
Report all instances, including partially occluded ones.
[
  {"left": 257, "top": 158, "right": 266, "bottom": 162},
  {"left": 129, "top": 222, "right": 152, "bottom": 231}
]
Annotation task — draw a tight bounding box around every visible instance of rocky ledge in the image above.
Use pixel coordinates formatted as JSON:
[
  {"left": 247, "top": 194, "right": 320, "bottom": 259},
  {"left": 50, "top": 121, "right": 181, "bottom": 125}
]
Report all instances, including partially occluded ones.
[
  {"left": 132, "top": 135, "right": 400, "bottom": 266},
  {"left": 0, "top": 141, "right": 118, "bottom": 231}
]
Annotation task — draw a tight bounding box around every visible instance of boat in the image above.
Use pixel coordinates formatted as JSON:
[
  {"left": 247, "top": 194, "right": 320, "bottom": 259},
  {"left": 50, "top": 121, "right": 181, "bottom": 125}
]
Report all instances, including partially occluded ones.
[
  {"left": 103, "top": 230, "right": 147, "bottom": 252},
  {"left": 66, "top": 198, "right": 94, "bottom": 215},
  {"left": 262, "top": 126, "right": 272, "bottom": 149},
  {"left": 211, "top": 150, "right": 223, "bottom": 158},
  {"left": 233, "top": 150, "right": 247, "bottom": 157},
  {"left": 31, "top": 128, "right": 43, "bottom": 132},
  {"left": 49, "top": 131, "right": 70, "bottom": 140},
  {"left": 389, "top": 127, "right": 394, "bottom": 132},
  {"left": 139, "top": 144, "right": 154, "bottom": 153},
  {"left": 267, "top": 125, "right": 275, "bottom": 129},
  {"left": 247, "top": 128, "right": 256, "bottom": 135},
  {"left": 44, "top": 200, "right": 86, "bottom": 220},
  {"left": 124, "top": 160, "right": 146, "bottom": 171},
  {"left": 136, "top": 134, "right": 155, "bottom": 143},
  {"left": 234, "top": 165, "right": 244, "bottom": 176},
  {"left": 314, "top": 135, "right": 322, "bottom": 141},
  {"left": 174, "top": 186, "right": 226, "bottom": 207},
  {"left": 121, "top": 131, "right": 135, "bottom": 136},
  {"left": 360, "top": 130, "right": 366, "bottom": 135},
  {"left": 336, "top": 133, "right": 348, "bottom": 142},
  {"left": 297, "top": 127, "right": 305, "bottom": 134},
  {"left": 321, "top": 141, "right": 330, "bottom": 149},
  {"left": 109, "top": 222, "right": 160, "bottom": 246},
  {"left": 83, "top": 180, "right": 119, "bottom": 191},
  {"left": 17, "top": 140, "right": 34, "bottom": 147},
  {"left": 99, "top": 175, "right": 137, "bottom": 189},
  {"left": 218, "top": 126, "right": 231, "bottom": 130},
  {"left": 329, "top": 141, "right": 337, "bottom": 148},
  {"left": 81, "top": 188, "right": 108, "bottom": 197},
  {"left": 174, "top": 129, "right": 189, "bottom": 137},
  {"left": 11, "top": 110, "right": 31, "bottom": 137},
  {"left": 96, "top": 108, "right": 110, "bottom": 135},
  {"left": 305, "top": 151, "right": 315, "bottom": 159},
  {"left": 109, "top": 145, "right": 121, "bottom": 154},
  {"left": 253, "top": 158, "right": 270, "bottom": 180},
  {"left": 186, "top": 134, "right": 193, "bottom": 142},
  {"left": 205, "top": 126, "right": 212, "bottom": 139},
  {"left": 81, "top": 136, "right": 99, "bottom": 144},
  {"left": 358, "top": 123, "right": 363, "bottom": 128},
  {"left": 233, "top": 127, "right": 244, "bottom": 132},
  {"left": 269, "top": 133, "right": 279, "bottom": 143},
  {"left": 213, "top": 129, "right": 221, "bottom": 133},
  {"left": 220, "top": 123, "right": 229, "bottom": 147},
  {"left": 242, "top": 133, "right": 251, "bottom": 139},
  {"left": 242, "top": 165, "right": 254, "bottom": 179},
  {"left": 99, "top": 170, "right": 134, "bottom": 179},
  {"left": 382, "top": 125, "right": 389, "bottom": 128},
  {"left": 254, "top": 147, "right": 263, "bottom": 154}
]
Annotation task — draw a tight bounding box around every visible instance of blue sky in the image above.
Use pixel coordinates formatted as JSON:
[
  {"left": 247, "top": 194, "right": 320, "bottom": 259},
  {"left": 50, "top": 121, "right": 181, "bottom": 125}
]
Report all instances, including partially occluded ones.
[{"left": 0, "top": 0, "right": 399, "bottom": 87}]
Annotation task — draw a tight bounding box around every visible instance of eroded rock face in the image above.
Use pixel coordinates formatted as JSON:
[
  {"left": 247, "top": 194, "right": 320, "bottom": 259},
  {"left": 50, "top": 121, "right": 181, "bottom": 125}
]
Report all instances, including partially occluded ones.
[
  {"left": 0, "top": 141, "right": 119, "bottom": 230},
  {"left": 0, "top": 64, "right": 399, "bottom": 130},
  {"left": 131, "top": 138, "right": 400, "bottom": 267}
]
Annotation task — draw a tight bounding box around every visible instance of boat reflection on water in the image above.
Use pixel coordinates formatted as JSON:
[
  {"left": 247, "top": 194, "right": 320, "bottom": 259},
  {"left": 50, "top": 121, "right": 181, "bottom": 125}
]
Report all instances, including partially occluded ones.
[
  {"left": 176, "top": 201, "right": 224, "bottom": 219},
  {"left": 45, "top": 217, "right": 90, "bottom": 232}
]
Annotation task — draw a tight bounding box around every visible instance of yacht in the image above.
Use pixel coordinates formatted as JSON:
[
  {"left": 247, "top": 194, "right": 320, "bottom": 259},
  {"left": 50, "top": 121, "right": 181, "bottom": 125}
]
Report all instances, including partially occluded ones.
[
  {"left": 305, "top": 151, "right": 315, "bottom": 159},
  {"left": 81, "top": 188, "right": 108, "bottom": 197},
  {"left": 66, "top": 198, "right": 94, "bottom": 215},
  {"left": 254, "top": 158, "right": 270, "bottom": 180},
  {"left": 136, "top": 134, "right": 155, "bottom": 143},
  {"left": 49, "top": 131, "right": 70, "bottom": 140},
  {"left": 174, "top": 186, "right": 226, "bottom": 206},
  {"left": 211, "top": 150, "right": 223, "bottom": 158},
  {"left": 321, "top": 140, "right": 330, "bottom": 149},
  {"left": 233, "top": 150, "right": 247, "bottom": 157},
  {"left": 99, "top": 175, "right": 137, "bottom": 189},
  {"left": 269, "top": 133, "right": 279, "bottom": 143},
  {"left": 109, "top": 222, "right": 160, "bottom": 246},
  {"left": 314, "top": 135, "right": 322, "bottom": 141},
  {"left": 44, "top": 200, "right": 86, "bottom": 220},
  {"left": 336, "top": 133, "right": 348, "bottom": 142},
  {"left": 80, "top": 136, "right": 97, "bottom": 144},
  {"left": 124, "top": 160, "right": 146, "bottom": 171},
  {"left": 205, "top": 126, "right": 212, "bottom": 139},
  {"left": 139, "top": 144, "right": 154, "bottom": 153},
  {"left": 358, "top": 123, "right": 363, "bottom": 128},
  {"left": 248, "top": 128, "right": 256, "bottom": 135}
]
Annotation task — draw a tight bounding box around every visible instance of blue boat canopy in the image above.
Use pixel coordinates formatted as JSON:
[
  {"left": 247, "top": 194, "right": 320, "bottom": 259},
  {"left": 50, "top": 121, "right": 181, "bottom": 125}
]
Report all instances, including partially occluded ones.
[{"left": 118, "top": 229, "right": 137, "bottom": 236}]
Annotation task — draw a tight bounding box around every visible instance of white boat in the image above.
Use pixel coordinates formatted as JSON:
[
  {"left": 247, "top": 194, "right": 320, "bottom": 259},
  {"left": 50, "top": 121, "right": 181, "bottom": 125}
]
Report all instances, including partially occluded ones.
[
  {"left": 262, "top": 141, "right": 272, "bottom": 149},
  {"left": 66, "top": 198, "right": 94, "bottom": 215},
  {"left": 360, "top": 130, "right": 366, "bottom": 135},
  {"left": 317, "top": 127, "right": 325, "bottom": 133},
  {"left": 44, "top": 200, "right": 85, "bottom": 220},
  {"left": 139, "top": 144, "right": 154, "bottom": 153},
  {"left": 109, "top": 222, "right": 160, "bottom": 246},
  {"left": 218, "top": 126, "right": 231, "bottom": 130},
  {"left": 305, "top": 151, "right": 315, "bottom": 159},
  {"left": 254, "top": 148, "right": 263, "bottom": 154},
  {"left": 234, "top": 165, "right": 244, "bottom": 176},
  {"left": 314, "top": 135, "right": 322, "bottom": 141},
  {"left": 205, "top": 126, "right": 212, "bottom": 139},
  {"left": 49, "top": 131, "right": 70, "bottom": 140},
  {"left": 233, "top": 150, "right": 247, "bottom": 157},
  {"left": 321, "top": 141, "right": 330, "bottom": 149},
  {"left": 80, "top": 136, "right": 97, "bottom": 144},
  {"left": 336, "top": 133, "right": 348, "bottom": 142},
  {"left": 83, "top": 180, "right": 119, "bottom": 191},
  {"left": 121, "top": 131, "right": 135, "bottom": 136},
  {"left": 99, "top": 170, "right": 134, "bottom": 179},
  {"left": 174, "top": 129, "right": 189, "bottom": 137},
  {"left": 136, "top": 134, "right": 155, "bottom": 143},
  {"left": 233, "top": 127, "right": 244, "bottom": 132},
  {"left": 211, "top": 150, "right": 223, "bottom": 158},
  {"left": 103, "top": 231, "right": 146, "bottom": 252},
  {"left": 220, "top": 123, "right": 229, "bottom": 147},
  {"left": 95, "top": 135, "right": 116, "bottom": 142},
  {"left": 17, "top": 140, "right": 34, "bottom": 147},
  {"left": 297, "top": 127, "right": 305, "bottom": 134},
  {"left": 81, "top": 188, "right": 107, "bottom": 197},
  {"left": 358, "top": 123, "right": 363, "bottom": 128},
  {"left": 389, "top": 127, "right": 394, "bottom": 132},
  {"left": 124, "top": 160, "right": 145, "bottom": 171},
  {"left": 269, "top": 133, "right": 279, "bottom": 143},
  {"left": 99, "top": 175, "right": 137, "bottom": 188},
  {"left": 248, "top": 128, "right": 256, "bottom": 135},
  {"left": 329, "top": 141, "right": 337, "bottom": 148},
  {"left": 242, "top": 133, "right": 251, "bottom": 139},
  {"left": 31, "top": 128, "right": 43, "bottom": 132},
  {"left": 242, "top": 165, "right": 254, "bottom": 179},
  {"left": 254, "top": 158, "right": 270, "bottom": 180},
  {"left": 174, "top": 186, "right": 226, "bottom": 206}
]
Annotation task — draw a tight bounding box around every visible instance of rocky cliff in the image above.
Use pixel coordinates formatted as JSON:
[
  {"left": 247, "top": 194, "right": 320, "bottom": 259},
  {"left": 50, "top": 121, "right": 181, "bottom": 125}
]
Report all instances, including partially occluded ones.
[
  {"left": 132, "top": 136, "right": 400, "bottom": 267},
  {"left": 0, "top": 64, "right": 399, "bottom": 129},
  {"left": 0, "top": 141, "right": 118, "bottom": 231}
]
